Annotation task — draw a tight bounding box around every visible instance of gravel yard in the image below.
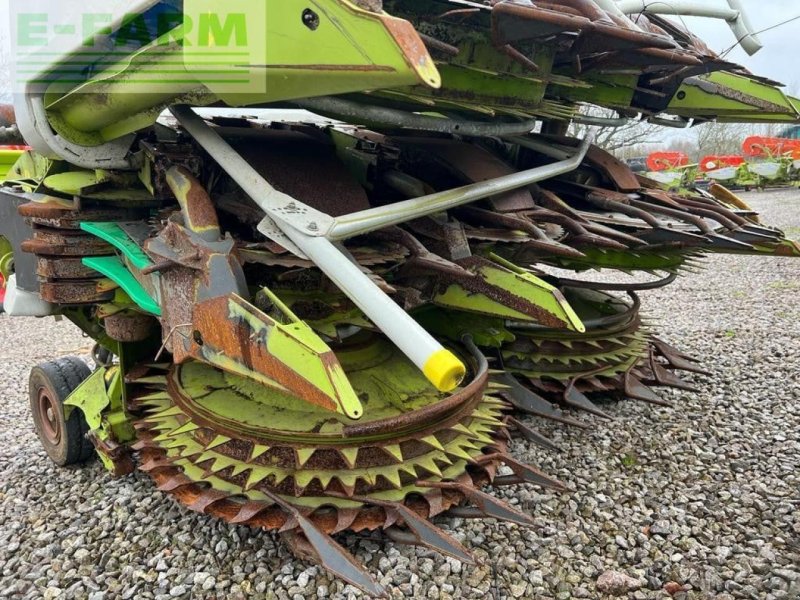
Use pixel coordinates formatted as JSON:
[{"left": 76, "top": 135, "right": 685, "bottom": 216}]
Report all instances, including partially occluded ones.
[{"left": 0, "top": 189, "right": 798, "bottom": 600}]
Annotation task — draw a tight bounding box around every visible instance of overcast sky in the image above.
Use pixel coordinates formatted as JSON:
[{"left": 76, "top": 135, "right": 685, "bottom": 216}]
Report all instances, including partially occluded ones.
[
  {"left": 0, "top": 1, "right": 797, "bottom": 101},
  {"left": 679, "top": 2, "right": 799, "bottom": 92}
]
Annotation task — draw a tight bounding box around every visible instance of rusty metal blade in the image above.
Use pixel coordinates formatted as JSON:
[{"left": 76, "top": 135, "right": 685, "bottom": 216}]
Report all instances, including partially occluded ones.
[
  {"left": 443, "top": 506, "right": 485, "bottom": 519},
  {"left": 230, "top": 501, "right": 271, "bottom": 525},
  {"left": 493, "top": 372, "right": 589, "bottom": 428},
  {"left": 299, "top": 520, "right": 383, "bottom": 596},
  {"left": 635, "top": 227, "right": 708, "bottom": 245},
  {"left": 567, "top": 232, "right": 630, "bottom": 251},
  {"left": 524, "top": 237, "right": 589, "bottom": 259},
  {"left": 325, "top": 492, "right": 476, "bottom": 565},
  {"left": 623, "top": 373, "right": 671, "bottom": 406},
  {"left": 155, "top": 473, "right": 192, "bottom": 492},
  {"left": 459, "top": 488, "right": 535, "bottom": 527},
  {"left": 652, "top": 339, "right": 710, "bottom": 374},
  {"left": 418, "top": 481, "right": 535, "bottom": 527},
  {"left": 187, "top": 489, "right": 230, "bottom": 513},
  {"left": 138, "top": 457, "right": 176, "bottom": 472},
  {"left": 385, "top": 510, "right": 476, "bottom": 564},
  {"left": 499, "top": 454, "right": 567, "bottom": 491},
  {"left": 740, "top": 224, "right": 782, "bottom": 240},
  {"left": 475, "top": 453, "right": 566, "bottom": 491},
  {"left": 456, "top": 207, "right": 587, "bottom": 259},
  {"left": 583, "top": 222, "right": 647, "bottom": 247},
  {"left": 263, "top": 491, "right": 384, "bottom": 597},
  {"left": 523, "top": 207, "right": 631, "bottom": 251},
  {"left": 507, "top": 417, "right": 561, "bottom": 452},
  {"left": 562, "top": 382, "right": 613, "bottom": 420},
  {"left": 705, "top": 233, "right": 758, "bottom": 251},
  {"left": 649, "top": 355, "right": 699, "bottom": 391}
]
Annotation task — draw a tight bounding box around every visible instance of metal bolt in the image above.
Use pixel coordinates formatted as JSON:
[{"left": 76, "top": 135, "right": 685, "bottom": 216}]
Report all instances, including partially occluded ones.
[
  {"left": 308, "top": 222, "right": 318, "bottom": 231},
  {"left": 302, "top": 8, "right": 320, "bottom": 30}
]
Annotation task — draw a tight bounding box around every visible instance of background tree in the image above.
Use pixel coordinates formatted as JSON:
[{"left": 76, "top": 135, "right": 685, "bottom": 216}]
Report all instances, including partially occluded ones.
[
  {"left": 568, "top": 103, "right": 800, "bottom": 162},
  {"left": 568, "top": 106, "right": 664, "bottom": 157},
  {"left": 696, "top": 121, "right": 787, "bottom": 157}
]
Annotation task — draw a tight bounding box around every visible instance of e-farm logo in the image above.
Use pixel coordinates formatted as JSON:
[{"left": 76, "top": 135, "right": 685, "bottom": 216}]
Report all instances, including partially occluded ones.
[
  {"left": 9, "top": 0, "right": 266, "bottom": 94},
  {"left": 15, "top": 12, "right": 248, "bottom": 48}
]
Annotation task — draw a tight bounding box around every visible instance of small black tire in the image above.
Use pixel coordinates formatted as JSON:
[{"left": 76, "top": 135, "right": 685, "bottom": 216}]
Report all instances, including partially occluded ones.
[
  {"left": 60, "top": 357, "right": 92, "bottom": 389},
  {"left": 29, "top": 358, "right": 94, "bottom": 466}
]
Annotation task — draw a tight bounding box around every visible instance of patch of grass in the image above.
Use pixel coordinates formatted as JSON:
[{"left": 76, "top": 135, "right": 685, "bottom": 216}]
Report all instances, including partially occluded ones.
[
  {"left": 620, "top": 452, "right": 638, "bottom": 468},
  {"left": 724, "top": 329, "right": 736, "bottom": 338},
  {"left": 768, "top": 280, "right": 800, "bottom": 290}
]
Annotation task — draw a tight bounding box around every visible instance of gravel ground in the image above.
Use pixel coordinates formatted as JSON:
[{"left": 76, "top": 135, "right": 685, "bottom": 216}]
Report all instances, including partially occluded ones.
[{"left": 0, "top": 189, "right": 798, "bottom": 600}]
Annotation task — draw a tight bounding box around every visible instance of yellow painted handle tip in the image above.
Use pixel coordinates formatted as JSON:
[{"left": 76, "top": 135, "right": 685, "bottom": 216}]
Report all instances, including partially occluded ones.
[{"left": 423, "top": 349, "right": 466, "bottom": 392}]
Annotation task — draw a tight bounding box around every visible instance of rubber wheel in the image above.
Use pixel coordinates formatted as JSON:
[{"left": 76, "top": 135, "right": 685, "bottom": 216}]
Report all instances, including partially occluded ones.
[{"left": 29, "top": 358, "right": 94, "bottom": 466}]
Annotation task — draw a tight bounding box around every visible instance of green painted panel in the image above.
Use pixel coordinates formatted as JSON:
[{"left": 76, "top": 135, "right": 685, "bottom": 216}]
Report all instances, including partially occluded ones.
[
  {"left": 0, "top": 148, "right": 26, "bottom": 183},
  {"left": 80, "top": 222, "right": 153, "bottom": 270},
  {"left": 669, "top": 71, "right": 800, "bottom": 120},
  {"left": 82, "top": 255, "right": 161, "bottom": 315}
]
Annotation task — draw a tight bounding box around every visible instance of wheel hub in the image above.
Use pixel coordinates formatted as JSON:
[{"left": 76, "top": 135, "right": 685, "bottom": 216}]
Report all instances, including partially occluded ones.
[{"left": 37, "top": 389, "right": 61, "bottom": 445}]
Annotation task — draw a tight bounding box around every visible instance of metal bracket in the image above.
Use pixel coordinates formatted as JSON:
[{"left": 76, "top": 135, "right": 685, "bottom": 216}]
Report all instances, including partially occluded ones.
[{"left": 15, "top": 94, "right": 136, "bottom": 170}]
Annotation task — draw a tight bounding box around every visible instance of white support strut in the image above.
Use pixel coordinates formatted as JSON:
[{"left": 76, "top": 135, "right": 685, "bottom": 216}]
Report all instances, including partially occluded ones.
[{"left": 615, "top": 0, "right": 763, "bottom": 55}]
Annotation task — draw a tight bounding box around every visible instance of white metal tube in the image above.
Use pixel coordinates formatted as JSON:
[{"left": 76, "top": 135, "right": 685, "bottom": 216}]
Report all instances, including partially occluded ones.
[
  {"left": 594, "top": 0, "right": 645, "bottom": 26},
  {"left": 615, "top": 0, "right": 762, "bottom": 55},
  {"left": 726, "top": 0, "right": 762, "bottom": 56},
  {"left": 172, "top": 105, "right": 466, "bottom": 392},
  {"left": 171, "top": 105, "right": 332, "bottom": 227},
  {"left": 280, "top": 232, "right": 465, "bottom": 391},
  {"left": 616, "top": 1, "right": 738, "bottom": 20},
  {"left": 171, "top": 105, "right": 326, "bottom": 256},
  {"left": 328, "top": 137, "right": 591, "bottom": 240}
]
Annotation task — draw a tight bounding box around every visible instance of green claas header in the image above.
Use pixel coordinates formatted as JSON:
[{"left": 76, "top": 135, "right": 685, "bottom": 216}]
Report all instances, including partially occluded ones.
[{"left": 1, "top": 0, "right": 798, "bottom": 594}]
